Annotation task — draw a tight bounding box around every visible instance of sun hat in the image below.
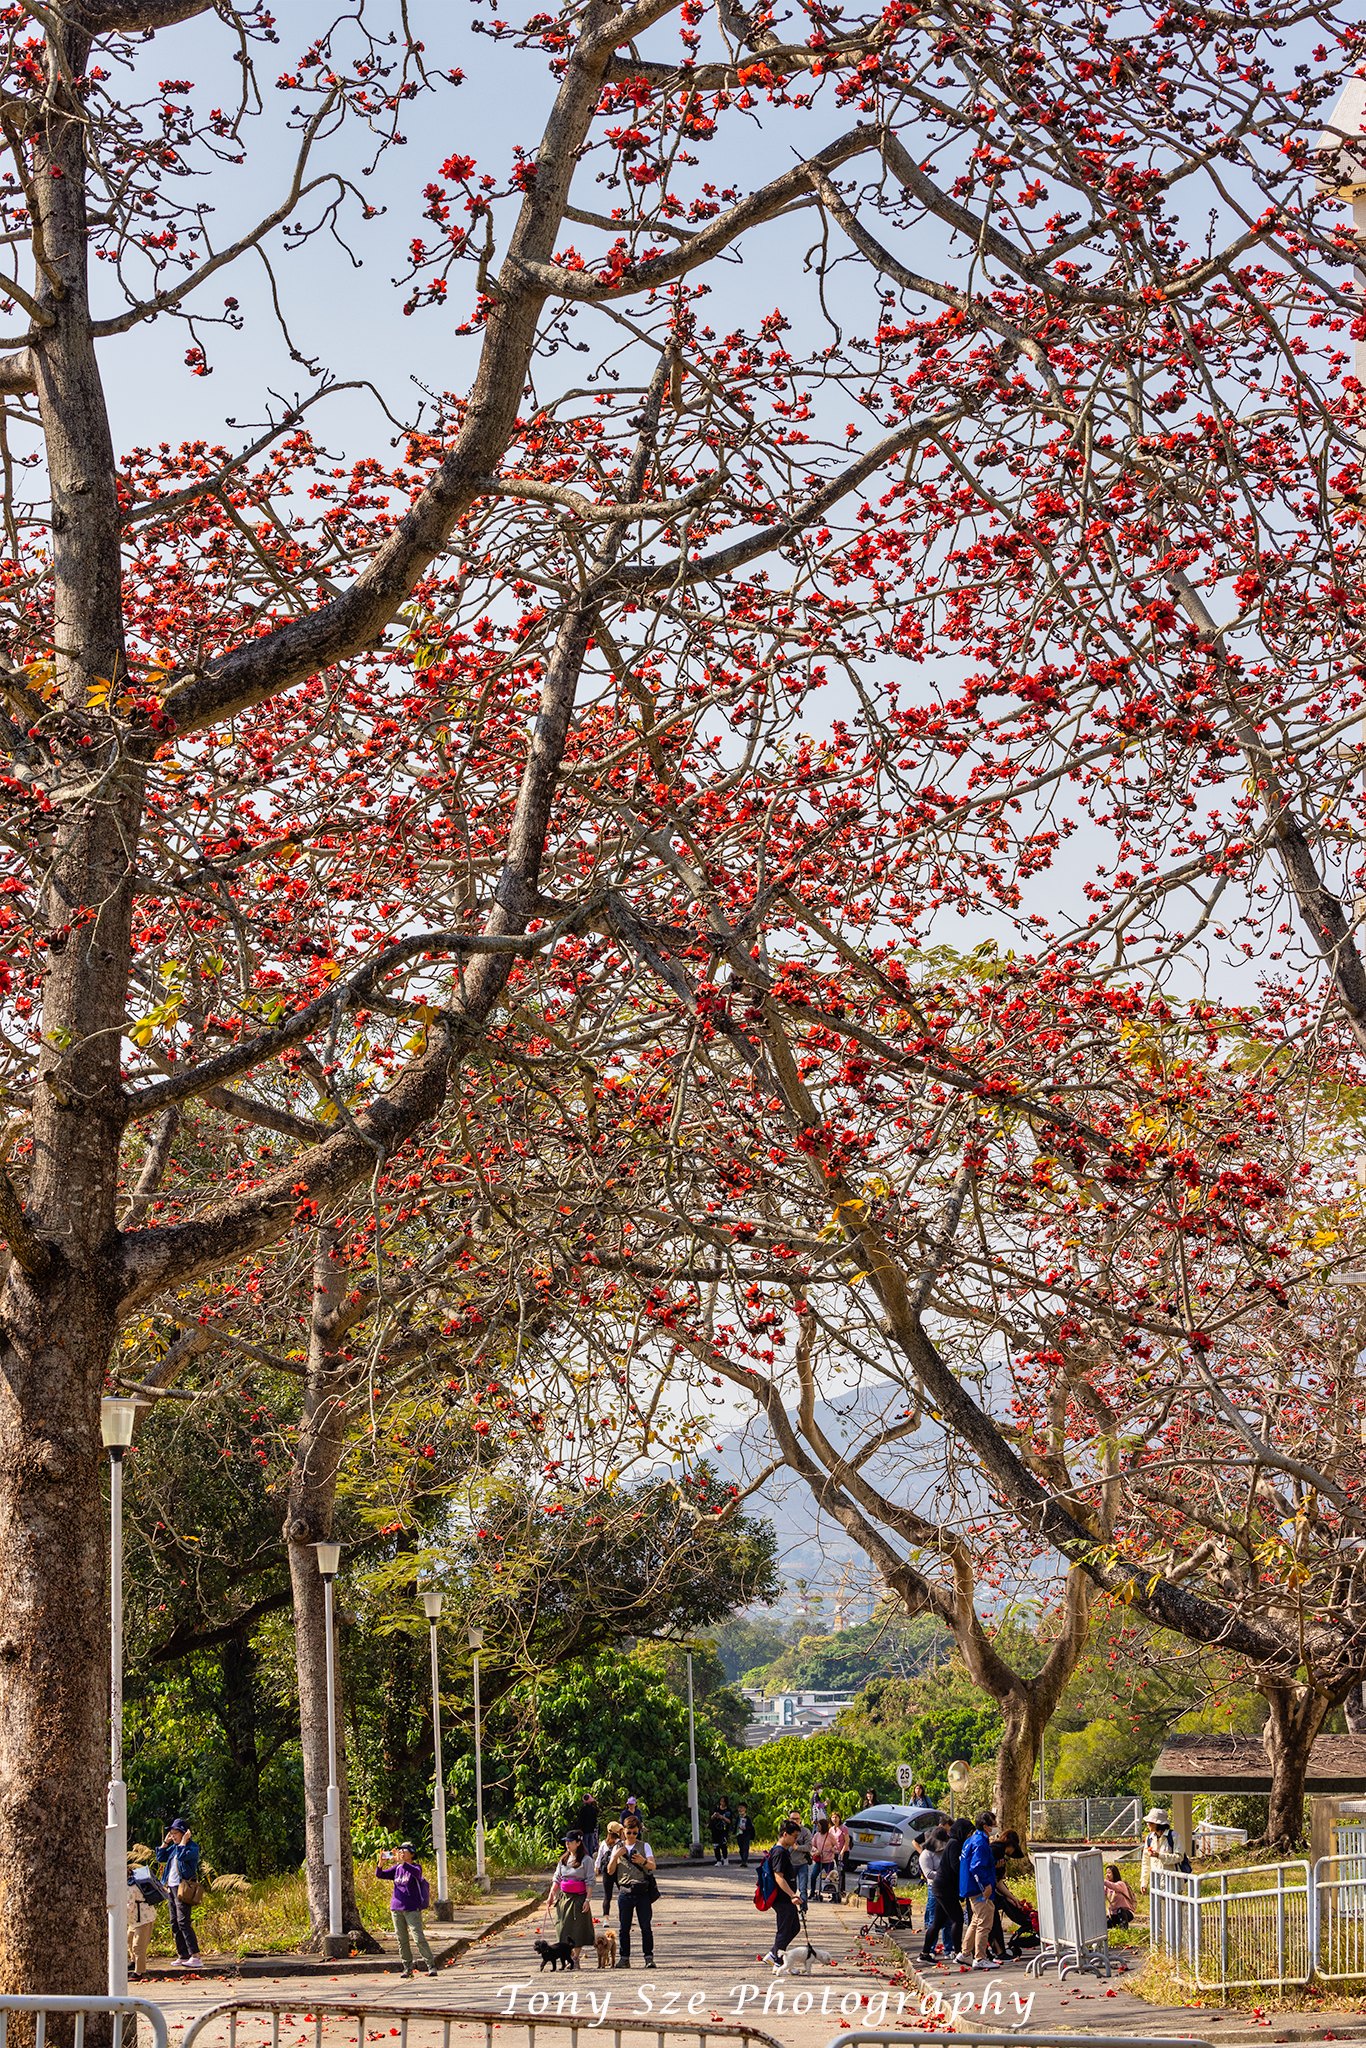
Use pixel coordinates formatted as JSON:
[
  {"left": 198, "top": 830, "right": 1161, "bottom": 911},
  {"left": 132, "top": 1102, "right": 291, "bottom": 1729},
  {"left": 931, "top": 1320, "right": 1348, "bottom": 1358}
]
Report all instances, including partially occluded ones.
[{"left": 1144, "top": 1807, "right": 1169, "bottom": 1826}]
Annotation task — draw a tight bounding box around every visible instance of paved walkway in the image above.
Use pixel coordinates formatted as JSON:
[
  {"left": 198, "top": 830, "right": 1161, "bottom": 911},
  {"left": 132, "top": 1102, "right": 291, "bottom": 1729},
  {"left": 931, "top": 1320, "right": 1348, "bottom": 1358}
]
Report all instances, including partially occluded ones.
[
  {"left": 137, "top": 1864, "right": 941, "bottom": 2048},
  {"left": 133, "top": 1866, "right": 1366, "bottom": 2048}
]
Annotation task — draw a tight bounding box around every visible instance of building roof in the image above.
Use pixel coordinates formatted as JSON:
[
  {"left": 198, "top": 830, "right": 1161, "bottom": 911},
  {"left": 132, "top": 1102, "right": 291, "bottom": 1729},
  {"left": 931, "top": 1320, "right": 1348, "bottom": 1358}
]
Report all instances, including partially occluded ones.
[{"left": 1150, "top": 1732, "right": 1366, "bottom": 1796}]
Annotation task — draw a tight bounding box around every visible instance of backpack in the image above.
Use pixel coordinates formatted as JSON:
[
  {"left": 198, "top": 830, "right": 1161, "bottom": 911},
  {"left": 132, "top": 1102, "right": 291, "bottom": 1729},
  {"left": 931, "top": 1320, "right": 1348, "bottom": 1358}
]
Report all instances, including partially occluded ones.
[
  {"left": 418, "top": 1874, "right": 431, "bottom": 1910},
  {"left": 754, "top": 1851, "right": 780, "bottom": 1911}
]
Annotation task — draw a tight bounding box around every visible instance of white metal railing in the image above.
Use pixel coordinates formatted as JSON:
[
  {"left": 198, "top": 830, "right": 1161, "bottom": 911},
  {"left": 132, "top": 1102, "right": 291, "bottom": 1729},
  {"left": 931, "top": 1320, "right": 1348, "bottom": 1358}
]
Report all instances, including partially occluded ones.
[
  {"left": 181, "top": 2004, "right": 784, "bottom": 2048},
  {"left": 1150, "top": 1861, "right": 1312, "bottom": 1992},
  {"left": 0, "top": 1996, "right": 167, "bottom": 2048},
  {"left": 1028, "top": 1797, "right": 1140, "bottom": 1842},
  {"left": 1315, "top": 1853, "right": 1366, "bottom": 1979},
  {"left": 831, "top": 2034, "right": 1213, "bottom": 2048}
]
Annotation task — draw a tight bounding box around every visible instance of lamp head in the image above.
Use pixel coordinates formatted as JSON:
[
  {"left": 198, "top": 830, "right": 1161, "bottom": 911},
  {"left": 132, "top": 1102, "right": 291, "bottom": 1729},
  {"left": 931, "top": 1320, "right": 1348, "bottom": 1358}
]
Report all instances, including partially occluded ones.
[
  {"left": 100, "top": 1396, "right": 138, "bottom": 1453},
  {"left": 422, "top": 1590, "right": 444, "bottom": 1621},
  {"left": 1317, "top": 78, "right": 1366, "bottom": 199},
  {"left": 467, "top": 1626, "right": 485, "bottom": 1651},
  {"left": 313, "top": 1541, "right": 342, "bottom": 1579}
]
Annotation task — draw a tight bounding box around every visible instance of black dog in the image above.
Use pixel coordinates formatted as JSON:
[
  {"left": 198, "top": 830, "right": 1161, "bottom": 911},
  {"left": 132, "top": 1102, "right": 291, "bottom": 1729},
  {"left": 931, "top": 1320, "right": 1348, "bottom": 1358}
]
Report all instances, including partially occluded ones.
[{"left": 534, "top": 1939, "right": 576, "bottom": 1972}]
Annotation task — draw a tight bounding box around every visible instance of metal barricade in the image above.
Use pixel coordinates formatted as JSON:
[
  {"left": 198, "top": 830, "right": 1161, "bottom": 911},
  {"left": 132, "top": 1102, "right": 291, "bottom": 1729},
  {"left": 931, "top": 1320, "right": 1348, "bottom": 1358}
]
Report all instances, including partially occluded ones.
[
  {"left": 1314, "top": 1853, "right": 1366, "bottom": 1978},
  {"left": 1149, "top": 1861, "right": 1312, "bottom": 1993},
  {"left": 1028, "top": 1798, "right": 1141, "bottom": 1842},
  {"left": 827, "top": 2034, "right": 1214, "bottom": 2048},
  {"left": 181, "top": 2003, "right": 784, "bottom": 2048},
  {"left": 0, "top": 1995, "right": 167, "bottom": 2048}
]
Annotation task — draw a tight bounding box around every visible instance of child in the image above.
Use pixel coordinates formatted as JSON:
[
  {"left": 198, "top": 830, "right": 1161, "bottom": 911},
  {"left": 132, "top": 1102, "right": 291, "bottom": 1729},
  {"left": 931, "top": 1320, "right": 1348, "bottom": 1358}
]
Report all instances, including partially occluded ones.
[{"left": 1104, "top": 1863, "right": 1136, "bottom": 1928}]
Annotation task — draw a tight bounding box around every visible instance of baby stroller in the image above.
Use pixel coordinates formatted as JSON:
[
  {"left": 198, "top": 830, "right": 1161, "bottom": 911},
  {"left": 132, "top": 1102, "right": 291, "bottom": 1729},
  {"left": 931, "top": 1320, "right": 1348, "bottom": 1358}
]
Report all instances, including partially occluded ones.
[
  {"left": 1000, "top": 1892, "right": 1041, "bottom": 1958},
  {"left": 857, "top": 1861, "right": 917, "bottom": 1933}
]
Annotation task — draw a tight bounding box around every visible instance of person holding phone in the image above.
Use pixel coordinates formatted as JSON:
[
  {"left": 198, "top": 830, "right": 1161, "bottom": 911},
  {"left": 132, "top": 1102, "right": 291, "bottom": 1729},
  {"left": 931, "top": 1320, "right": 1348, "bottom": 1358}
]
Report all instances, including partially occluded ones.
[
  {"left": 156, "top": 1819, "right": 203, "bottom": 1970},
  {"left": 376, "top": 1840, "right": 437, "bottom": 1977},
  {"left": 608, "top": 1815, "right": 657, "bottom": 1969}
]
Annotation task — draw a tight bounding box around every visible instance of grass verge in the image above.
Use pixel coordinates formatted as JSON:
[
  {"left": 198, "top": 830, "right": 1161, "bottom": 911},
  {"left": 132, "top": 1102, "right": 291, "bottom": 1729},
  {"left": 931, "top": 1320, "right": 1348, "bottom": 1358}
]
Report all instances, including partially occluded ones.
[
  {"left": 1132, "top": 1952, "right": 1366, "bottom": 2017},
  {"left": 145, "top": 1862, "right": 536, "bottom": 1958}
]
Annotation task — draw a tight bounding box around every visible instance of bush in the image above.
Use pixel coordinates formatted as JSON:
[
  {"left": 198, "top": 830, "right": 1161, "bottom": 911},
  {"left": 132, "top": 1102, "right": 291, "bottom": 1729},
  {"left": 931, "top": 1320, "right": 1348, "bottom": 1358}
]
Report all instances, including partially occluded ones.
[
  {"left": 1051, "top": 1718, "right": 1150, "bottom": 1798},
  {"left": 729, "top": 1734, "right": 891, "bottom": 1834}
]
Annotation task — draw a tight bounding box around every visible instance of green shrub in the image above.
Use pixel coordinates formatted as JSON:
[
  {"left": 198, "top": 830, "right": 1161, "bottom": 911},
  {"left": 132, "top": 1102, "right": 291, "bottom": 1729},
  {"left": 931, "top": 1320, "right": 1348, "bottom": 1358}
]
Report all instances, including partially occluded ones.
[{"left": 729, "top": 1734, "right": 891, "bottom": 1834}]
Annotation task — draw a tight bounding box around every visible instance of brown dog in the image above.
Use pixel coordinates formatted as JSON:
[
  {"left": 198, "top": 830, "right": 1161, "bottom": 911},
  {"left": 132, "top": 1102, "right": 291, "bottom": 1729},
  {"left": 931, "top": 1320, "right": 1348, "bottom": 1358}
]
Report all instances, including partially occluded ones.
[{"left": 595, "top": 1930, "right": 618, "bottom": 1969}]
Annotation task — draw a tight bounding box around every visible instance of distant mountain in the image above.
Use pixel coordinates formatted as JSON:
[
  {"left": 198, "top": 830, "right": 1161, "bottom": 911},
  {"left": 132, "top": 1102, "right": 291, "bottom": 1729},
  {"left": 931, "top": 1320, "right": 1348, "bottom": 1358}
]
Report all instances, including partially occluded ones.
[{"left": 696, "top": 1389, "right": 952, "bottom": 1620}]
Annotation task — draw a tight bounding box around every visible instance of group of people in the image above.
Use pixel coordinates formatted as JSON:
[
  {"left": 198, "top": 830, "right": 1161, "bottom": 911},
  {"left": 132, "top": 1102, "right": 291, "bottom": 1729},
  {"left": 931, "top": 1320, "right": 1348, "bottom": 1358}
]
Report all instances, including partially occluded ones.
[
  {"left": 550, "top": 1792, "right": 659, "bottom": 1969},
  {"left": 126, "top": 1819, "right": 204, "bottom": 1975},
  {"left": 915, "top": 1812, "right": 1031, "bottom": 1969},
  {"left": 708, "top": 1789, "right": 854, "bottom": 1900}
]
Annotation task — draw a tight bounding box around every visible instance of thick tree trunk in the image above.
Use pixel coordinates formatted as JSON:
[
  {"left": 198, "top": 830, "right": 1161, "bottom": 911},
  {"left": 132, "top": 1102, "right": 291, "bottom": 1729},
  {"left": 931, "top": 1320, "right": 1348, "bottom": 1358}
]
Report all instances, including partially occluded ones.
[
  {"left": 1261, "top": 1684, "right": 1326, "bottom": 1847},
  {"left": 0, "top": 1281, "right": 115, "bottom": 1999},
  {"left": 996, "top": 1690, "right": 1048, "bottom": 1842},
  {"left": 0, "top": 17, "right": 138, "bottom": 2008}
]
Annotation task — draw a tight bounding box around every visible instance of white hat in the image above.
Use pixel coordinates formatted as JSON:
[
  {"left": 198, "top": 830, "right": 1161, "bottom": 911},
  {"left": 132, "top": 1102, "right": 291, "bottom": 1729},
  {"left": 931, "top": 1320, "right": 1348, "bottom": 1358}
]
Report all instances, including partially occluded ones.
[{"left": 1145, "top": 1807, "right": 1169, "bottom": 1826}]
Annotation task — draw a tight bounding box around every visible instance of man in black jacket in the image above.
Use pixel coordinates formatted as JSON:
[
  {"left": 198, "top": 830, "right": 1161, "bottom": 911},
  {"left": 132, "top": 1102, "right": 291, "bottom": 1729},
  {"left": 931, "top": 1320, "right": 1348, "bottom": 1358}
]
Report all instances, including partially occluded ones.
[{"left": 762, "top": 1819, "right": 802, "bottom": 1967}]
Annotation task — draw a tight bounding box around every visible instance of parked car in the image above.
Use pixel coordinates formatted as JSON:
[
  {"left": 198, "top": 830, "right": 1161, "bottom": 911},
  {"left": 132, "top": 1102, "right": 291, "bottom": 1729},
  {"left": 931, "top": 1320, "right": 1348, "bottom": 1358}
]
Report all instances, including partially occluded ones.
[{"left": 843, "top": 1803, "right": 947, "bottom": 1877}]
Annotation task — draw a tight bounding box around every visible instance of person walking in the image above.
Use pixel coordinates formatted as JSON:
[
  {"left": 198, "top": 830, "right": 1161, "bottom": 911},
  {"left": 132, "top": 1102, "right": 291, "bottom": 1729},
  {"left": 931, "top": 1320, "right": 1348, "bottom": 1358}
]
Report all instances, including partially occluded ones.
[
  {"left": 156, "top": 1819, "right": 203, "bottom": 1970},
  {"left": 736, "top": 1804, "right": 756, "bottom": 1867},
  {"left": 127, "top": 1864, "right": 163, "bottom": 1980},
  {"left": 761, "top": 1818, "right": 802, "bottom": 1967},
  {"left": 959, "top": 1811, "right": 1001, "bottom": 1970},
  {"left": 930, "top": 1817, "right": 970, "bottom": 1962},
  {"left": 596, "top": 1821, "right": 623, "bottom": 1916},
  {"left": 788, "top": 1812, "right": 813, "bottom": 1907},
  {"left": 621, "top": 1794, "right": 645, "bottom": 1827},
  {"left": 609, "top": 1814, "right": 657, "bottom": 1969},
  {"left": 827, "top": 1810, "right": 850, "bottom": 1901},
  {"left": 572, "top": 1789, "right": 601, "bottom": 1858},
  {"left": 709, "top": 1797, "right": 732, "bottom": 1865},
  {"left": 912, "top": 1782, "right": 929, "bottom": 1806},
  {"left": 376, "top": 1841, "right": 438, "bottom": 1977},
  {"left": 548, "top": 1833, "right": 595, "bottom": 1967},
  {"left": 811, "top": 1787, "right": 829, "bottom": 1831}
]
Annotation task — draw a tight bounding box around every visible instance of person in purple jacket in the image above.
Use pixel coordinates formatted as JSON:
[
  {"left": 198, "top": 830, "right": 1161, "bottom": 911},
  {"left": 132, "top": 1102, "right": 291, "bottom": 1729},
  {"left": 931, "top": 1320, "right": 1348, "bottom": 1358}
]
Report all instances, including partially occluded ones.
[{"left": 376, "top": 1841, "right": 437, "bottom": 1977}]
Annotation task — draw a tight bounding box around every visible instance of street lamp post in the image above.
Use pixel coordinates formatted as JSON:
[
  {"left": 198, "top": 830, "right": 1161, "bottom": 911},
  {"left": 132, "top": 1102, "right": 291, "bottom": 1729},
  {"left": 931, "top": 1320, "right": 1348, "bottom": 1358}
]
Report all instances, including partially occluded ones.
[
  {"left": 422, "top": 1591, "right": 452, "bottom": 1920},
  {"left": 469, "top": 1628, "right": 489, "bottom": 1891},
  {"left": 102, "top": 1395, "right": 137, "bottom": 1999},
  {"left": 686, "top": 1650, "right": 701, "bottom": 1858},
  {"left": 314, "top": 1542, "right": 344, "bottom": 1952}
]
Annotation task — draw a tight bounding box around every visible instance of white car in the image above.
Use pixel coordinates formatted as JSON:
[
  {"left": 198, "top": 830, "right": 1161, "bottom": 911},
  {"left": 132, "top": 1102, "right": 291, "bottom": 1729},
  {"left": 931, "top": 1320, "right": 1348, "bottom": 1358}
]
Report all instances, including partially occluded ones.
[{"left": 843, "top": 1802, "right": 946, "bottom": 1877}]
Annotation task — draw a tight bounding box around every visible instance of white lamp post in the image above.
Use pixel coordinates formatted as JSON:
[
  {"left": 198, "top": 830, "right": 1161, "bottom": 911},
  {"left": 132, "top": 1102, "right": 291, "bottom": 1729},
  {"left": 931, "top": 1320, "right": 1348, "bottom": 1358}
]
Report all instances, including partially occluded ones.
[
  {"left": 468, "top": 1627, "right": 489, "bottom": 1891},
  {"left": 422, "top": 1591, "right": 452, "bottom": 1919},
  {"left": 102, "top": 1395, "right": 137, "bottom": 1998},
  {"left": 686, "top": 1650, "right": 701, "bottom": 1857},
  {"left": 314, "top": 1542, "right": 344, "bottom": 1949},
  {"left": 1318, "top": 78, "right": 1366, "bottom": 387}
]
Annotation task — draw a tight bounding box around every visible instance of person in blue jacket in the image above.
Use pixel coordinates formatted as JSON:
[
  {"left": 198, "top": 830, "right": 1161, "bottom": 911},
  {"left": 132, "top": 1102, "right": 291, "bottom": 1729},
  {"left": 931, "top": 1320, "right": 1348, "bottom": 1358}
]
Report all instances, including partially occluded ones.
[
  {"left": 958, "top": 1811, "right": 1002, "bottom": 1970},
  {"left": 156, "top": 1819, "right": 203, "bottom": 1969}
]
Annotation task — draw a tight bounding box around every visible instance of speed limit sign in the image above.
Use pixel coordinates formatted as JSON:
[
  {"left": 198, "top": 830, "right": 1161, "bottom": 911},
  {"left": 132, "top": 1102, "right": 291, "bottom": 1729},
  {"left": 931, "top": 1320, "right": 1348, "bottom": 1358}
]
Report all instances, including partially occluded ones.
[{"left": 896, "top": 1764, "right": 914, "bottom": 1789}]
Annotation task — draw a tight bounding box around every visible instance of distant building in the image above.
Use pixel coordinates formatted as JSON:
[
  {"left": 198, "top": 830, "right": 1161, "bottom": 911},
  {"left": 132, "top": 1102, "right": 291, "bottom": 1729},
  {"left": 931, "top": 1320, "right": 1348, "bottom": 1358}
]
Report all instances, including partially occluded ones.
[{"left": 741, "top": 1688, "right": 858, "bottom": 1746}]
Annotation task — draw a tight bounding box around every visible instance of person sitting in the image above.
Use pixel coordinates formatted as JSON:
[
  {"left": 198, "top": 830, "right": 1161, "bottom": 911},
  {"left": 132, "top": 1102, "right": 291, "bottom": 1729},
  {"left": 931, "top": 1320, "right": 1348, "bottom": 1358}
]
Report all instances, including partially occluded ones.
[{"left": 1105, "top": 1864, "right": 1137, "bottom": 1928}]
